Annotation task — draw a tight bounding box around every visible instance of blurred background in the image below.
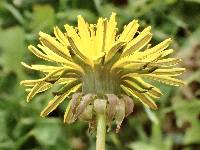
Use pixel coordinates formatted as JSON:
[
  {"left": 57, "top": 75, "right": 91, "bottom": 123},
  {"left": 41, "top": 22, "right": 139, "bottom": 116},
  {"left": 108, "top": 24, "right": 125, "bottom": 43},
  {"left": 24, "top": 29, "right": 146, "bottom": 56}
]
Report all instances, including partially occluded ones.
[{"left": 0, "top": 0, "right": 200, "bottom": 150}]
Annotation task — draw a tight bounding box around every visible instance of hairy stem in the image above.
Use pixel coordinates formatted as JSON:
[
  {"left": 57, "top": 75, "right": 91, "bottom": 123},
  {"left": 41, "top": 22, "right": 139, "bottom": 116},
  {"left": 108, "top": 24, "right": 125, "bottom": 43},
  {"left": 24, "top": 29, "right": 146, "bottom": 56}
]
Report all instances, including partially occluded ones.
[{"left": 96, "top": 114, "right": 106, "bottom": 150}]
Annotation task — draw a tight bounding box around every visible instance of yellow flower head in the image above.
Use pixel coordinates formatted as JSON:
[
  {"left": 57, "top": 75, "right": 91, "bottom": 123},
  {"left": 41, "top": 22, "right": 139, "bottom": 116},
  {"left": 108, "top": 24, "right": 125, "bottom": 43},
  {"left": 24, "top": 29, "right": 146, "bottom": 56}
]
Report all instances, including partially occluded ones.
[{"left": 20, "top": 12, "right": 185, "bottom": 131}]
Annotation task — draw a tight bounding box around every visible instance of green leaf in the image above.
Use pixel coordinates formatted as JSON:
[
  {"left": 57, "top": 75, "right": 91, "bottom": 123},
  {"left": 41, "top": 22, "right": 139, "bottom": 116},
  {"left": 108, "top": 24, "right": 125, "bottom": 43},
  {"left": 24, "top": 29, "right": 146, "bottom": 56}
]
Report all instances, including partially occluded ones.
[
  {"left": 30, "top": 5, "right": 55, "bottom": 33},
  {"left": 0, "top": 111, "right": 14, "bottom": 149},
  {"left": 0, "top": 26, "right": 25, "bottom": 78},
  {"left": 2, "top": 2, "right": 26, "bottom": 25},
  {"left": 184, "top": 120, "right": 200, "bottom": 144},
  {"left": 173, "top": 98, "right": 200, "bottom": 122},
  {"left": 33, "top": 119, "right": 62, "bottom": 146}
]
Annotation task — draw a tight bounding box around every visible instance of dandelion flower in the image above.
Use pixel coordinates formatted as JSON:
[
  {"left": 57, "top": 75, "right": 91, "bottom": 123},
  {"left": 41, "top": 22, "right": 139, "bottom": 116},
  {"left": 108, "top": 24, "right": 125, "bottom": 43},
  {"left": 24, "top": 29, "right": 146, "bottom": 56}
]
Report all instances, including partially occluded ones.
[{"left": 20, "top": 12, "right": 185, "bottom": 150}]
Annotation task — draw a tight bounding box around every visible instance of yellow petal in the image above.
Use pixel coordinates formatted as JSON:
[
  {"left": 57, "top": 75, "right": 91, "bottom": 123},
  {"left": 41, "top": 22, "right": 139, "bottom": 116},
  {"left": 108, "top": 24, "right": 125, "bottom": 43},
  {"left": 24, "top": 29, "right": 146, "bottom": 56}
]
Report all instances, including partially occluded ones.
[
  {"left": 105, "top": 42, "right": 126, "bottom": 62},
  {"left": 39, "top": 31, "right": 71, "bottom": 61},
  {"left": 105, "top": 12, "right": 117, "bottom": 52},
  {"left": 118, "top": 20, "right": 139, "bottom": 42},
  {"left": 20, "top": 79, "right": 43, "bottom": 87},
  {"left": 21, "top": 62, "right": 64, "bottom": 73},
  {"left": 119, "top": 58, "right": 181, "bottom": 68},
  {"left": 121, "top": 85, "right": 158, "bottom": 110},
  {"left": 40, "top": 92, "right": 69, "bottom": 117},
  {"left": 37, "top": 44, "right": 68, "bottom": 63},
  {"left": 162, "top": 49, "right": 174, "bottom": 57},
  {"left": 54, "top": 26, "right": 69, "bottom": 46},
  {"left": 152, "top": 58, "right": 182, "bottom": 67},
  {"left": 28, "top": 45, "right": 51, "bottom": 61},
  {"left": 27, "top": 81, "right": 46, "bottom": 102},
  {"left": 122, "top": 76, "right": 162, "bottom": 98},
  {"left": 121, "top": 80, "right": 149, "bottom": 93},
  {"left": 64, "top": 99, "right": 73, "bottom": 123},
  {"left": 134, "top": 38, "right": 172, "bottom": 60},
  {"left": 25, "top": 82, "right": 52, "bottom": 93},
  {"left": 41, "top": 84, "right": 81, "bottom": 117},
  {"left": 77, "top": 15, "right": 91, "bottom": 54},
  {"left": 123, "top": 76, "right": 152, "bottom": 89},
  {"left": 94, "top": 18, "right": 106, "bottom": 59},
  {"left": 146, "top": 38, "right": 172, "bottom": 53},
  {"left": 37, "top": 44, "right": 79, "bottom": 68},
  {"left": 67, "top": 36, "right": 92, "bottom": 66},
  {"left": 65, "top": 24, "right": 91, "bottom": 60},
  {"left": 63, "top": 84, "right": 82, "bottom": 123},
  {"left": 121, "top": 26, "right": 152, "bottom": 57},
  {"left": 140, "top": 74, "right": 185, "bottom": 86},
  {"left": 151, "top": 68, "right": 185, "bottom": 76},
  {"left": 64, "top": 24, "right": 80, "bottom": 40}
]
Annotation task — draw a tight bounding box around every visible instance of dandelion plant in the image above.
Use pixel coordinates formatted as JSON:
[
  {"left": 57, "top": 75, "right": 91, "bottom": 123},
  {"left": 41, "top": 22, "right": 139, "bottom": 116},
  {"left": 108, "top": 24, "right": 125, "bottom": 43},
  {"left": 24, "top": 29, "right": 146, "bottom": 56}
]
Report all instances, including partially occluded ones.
[{"left": 20, "top": 13, "right": 185, "bottom": 150}]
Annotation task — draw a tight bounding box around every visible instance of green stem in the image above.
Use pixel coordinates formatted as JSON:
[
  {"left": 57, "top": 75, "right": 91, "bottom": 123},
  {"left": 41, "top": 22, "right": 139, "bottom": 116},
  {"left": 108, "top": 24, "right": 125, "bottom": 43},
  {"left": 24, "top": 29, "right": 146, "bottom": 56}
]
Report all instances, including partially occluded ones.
[{"left": 96, "top": 114, "right": 106, "bottom": 150}]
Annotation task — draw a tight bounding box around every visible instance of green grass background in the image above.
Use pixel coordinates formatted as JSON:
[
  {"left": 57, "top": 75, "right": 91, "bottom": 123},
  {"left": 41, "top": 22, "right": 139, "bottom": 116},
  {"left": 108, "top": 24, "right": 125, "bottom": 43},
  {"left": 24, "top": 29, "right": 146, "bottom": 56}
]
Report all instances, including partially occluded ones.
[{"left": 0, "top": 0, "right": 200, "bottom": 149}]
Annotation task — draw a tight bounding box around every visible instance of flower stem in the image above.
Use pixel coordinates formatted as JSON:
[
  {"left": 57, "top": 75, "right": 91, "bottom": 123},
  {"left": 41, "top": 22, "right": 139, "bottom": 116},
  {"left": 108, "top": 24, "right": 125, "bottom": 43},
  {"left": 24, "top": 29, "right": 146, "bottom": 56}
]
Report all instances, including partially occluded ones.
[{"left": 96, "top": 114, "right": 106, "bottom": 150}]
